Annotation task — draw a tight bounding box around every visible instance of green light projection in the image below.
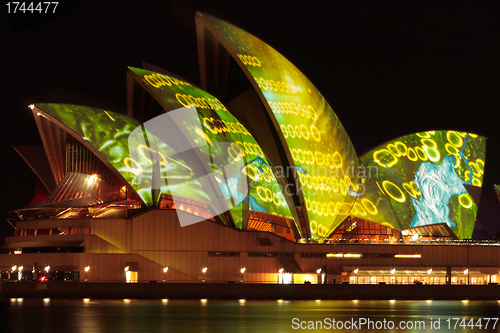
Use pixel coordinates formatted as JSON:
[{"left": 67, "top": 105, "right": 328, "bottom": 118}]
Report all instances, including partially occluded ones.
[
  {"left": 36, "top": 104, "right": 215, "bottom": 211},
  {"left": 128, "top": 67, "right": 295, "bottom": 231},
  {"left": 35, "top": 103, "right": 156, "bottom": 205},
  {"left": 354, "top": 131, "right": 485, "bottom": 239},
  {"left": 198, "top": 13, "right": 360, "bottom": 240}
]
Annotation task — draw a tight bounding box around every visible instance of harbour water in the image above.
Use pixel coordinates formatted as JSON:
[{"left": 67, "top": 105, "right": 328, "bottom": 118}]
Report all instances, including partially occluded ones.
[{"left": 2, "top": 299, "right": 500, "bottom": 332}]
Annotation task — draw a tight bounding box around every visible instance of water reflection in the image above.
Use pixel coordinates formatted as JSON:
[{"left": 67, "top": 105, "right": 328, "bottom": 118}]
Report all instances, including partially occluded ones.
[{"left": 2, "top": 299, "right": 500, "bottom": 332}]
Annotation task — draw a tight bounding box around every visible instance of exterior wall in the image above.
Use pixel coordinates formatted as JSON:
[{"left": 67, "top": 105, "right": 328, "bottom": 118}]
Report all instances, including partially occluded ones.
[
  {"left": 79, "top": 253, "right": 166, "bottom": 282},
  {"left": 128, "top": 210, "right": 289, "bottom": 283},
  {"left": 86, "top": 219, "right": 132, "bottom": 253},
  {"left": 3, "top": 209, "right": 500, "bottom": 284}
]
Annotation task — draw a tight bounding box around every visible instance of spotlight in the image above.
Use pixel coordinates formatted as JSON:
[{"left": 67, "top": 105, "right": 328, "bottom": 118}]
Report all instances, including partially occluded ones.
[{"left": 87, "top": 174, "right": 98, "bottom": 185}]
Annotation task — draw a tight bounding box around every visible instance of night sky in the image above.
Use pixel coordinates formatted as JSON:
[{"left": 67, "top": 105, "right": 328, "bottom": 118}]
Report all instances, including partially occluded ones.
[{"left": 0, "top": 0, "right": 498, "bottom": 243}]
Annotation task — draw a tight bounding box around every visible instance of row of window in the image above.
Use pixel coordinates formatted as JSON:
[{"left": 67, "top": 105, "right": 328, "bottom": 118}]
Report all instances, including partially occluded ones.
[
  {"left": 248, "top": 252, "right": 294, "bottom": 257},
  {"left": 179, "top": 252, "right": 422, "bottom": 258},
  {"left": 349, "top": 275, "right": 487, "bottom": 285},
  {"left": 16, "top": 227, "right": 90, "bottom": 237},
  {"left": 208, "top": 252, "right": 240, "bottom": 257},
  {"left": 207, "top": 252, "right": 295, "bottom": 257},
  {"left": 302, "top": 253, "right": 422, "bottom": 259},
  {"left": 7, "top": 247, "right": 85, "bottom": 254}
]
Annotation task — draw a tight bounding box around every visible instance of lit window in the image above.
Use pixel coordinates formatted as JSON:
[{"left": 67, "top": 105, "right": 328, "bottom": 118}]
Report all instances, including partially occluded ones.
[
  {"left": 394, "top": 254, "right": 422, "bottom": 258},
  {"left": 126, "top": 271, "right": 138, "bottom": 283},
  {"left": 344, "top": 253, "right": 362, "bottom": 258},
  {"left": 278, "top": 272, "right": 293, "bottom": 284},
  {"left": 326, "top": 253, "right": 362, "bottom": 258}
]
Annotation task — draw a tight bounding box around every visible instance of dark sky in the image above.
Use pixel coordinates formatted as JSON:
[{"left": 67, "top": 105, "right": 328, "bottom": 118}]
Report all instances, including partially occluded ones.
[{"left": 0, "top": 0, "right": 499, "bottom": 242}]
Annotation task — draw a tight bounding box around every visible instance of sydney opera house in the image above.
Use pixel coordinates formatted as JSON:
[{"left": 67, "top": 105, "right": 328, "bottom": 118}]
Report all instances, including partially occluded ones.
[{"left": 1, "top": 13, "right": 496, "bottom": 286}]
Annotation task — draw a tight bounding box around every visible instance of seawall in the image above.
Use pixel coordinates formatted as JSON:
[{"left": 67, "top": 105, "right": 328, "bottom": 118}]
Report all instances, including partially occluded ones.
[{"left": 2, "top": 282, "right": 500, "bottom": 300}]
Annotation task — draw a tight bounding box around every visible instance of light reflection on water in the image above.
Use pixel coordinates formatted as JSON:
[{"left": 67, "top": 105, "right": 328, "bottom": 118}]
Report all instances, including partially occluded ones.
[{"left": 2, "top": 299, "right": 500, "bottom": 332}]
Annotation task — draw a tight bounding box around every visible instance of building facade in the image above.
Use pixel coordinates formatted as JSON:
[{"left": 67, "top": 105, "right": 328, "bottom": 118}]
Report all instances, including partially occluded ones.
[
  {"left": 1, "top": 13, "right": 494, "bottom": 286},
  {"left": 2, "top": 209, "right": 499, "bottom": 285}
]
